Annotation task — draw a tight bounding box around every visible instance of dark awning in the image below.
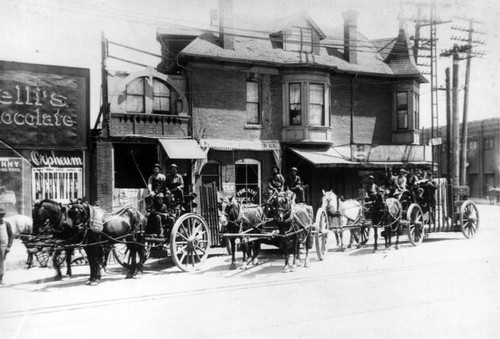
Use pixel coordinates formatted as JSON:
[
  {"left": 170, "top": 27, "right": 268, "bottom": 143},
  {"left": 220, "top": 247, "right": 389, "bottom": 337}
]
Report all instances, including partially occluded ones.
[{"left": 158, "top": 139, "right": 206, "bottom": 159}]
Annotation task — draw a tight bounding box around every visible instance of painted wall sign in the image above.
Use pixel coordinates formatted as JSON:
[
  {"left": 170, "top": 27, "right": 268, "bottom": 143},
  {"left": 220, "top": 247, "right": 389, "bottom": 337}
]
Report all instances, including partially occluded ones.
[
  {"left": 30, "top": 150, "right": 83, "bottom": 167},
  {"left": 0, "top": 61, "right": 89, "bottom": 148},
  {"left": 0, "top": 157, "right": 23, "bottom": 215}
]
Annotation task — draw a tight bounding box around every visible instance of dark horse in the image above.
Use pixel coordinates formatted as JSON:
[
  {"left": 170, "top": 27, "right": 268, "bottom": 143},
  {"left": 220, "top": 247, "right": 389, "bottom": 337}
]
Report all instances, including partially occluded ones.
[
  {"left": 67, "top": 203, "right": 147, "bottom": 285},
  {"left": 222, "top": 196, "right": 265, "bottom": 270},
  {"left": 268, "top": 191, "right": 314, "bottom": 273},
  {"left": 370, "top": 191, "right": 403, "bottom": 252},
  {"left": 31, "top": 199, "right": 80, "bottom": 280}
]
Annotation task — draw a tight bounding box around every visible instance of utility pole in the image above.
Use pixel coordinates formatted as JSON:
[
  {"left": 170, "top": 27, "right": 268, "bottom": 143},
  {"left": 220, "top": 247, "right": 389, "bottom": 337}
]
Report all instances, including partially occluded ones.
[{"left": 451, "top": 18, "right": 486, "bottom": 185}]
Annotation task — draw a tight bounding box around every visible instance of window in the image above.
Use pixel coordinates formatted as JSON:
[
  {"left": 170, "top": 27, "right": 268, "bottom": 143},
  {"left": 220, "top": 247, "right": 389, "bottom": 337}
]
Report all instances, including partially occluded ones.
[
  {"left": 285, "top": 26, "right": 313, "bottom": 53},
  {"left": 246, "top": 81, "right": 260, "bottom": 124},
  {"left": 33, "top": 168, "right": 82, "bottom": 203},
  {"left": 309, "top": 84, "right": 324, "bottom": 125},
  {"left": 396, "top": 92, "right": 408, "bottom": 130},
  {"left": 201, "top": 161, "right": 221, "bottom": 191},
  {"left": 235, "top": 159, "right": 261, "bottom": 204},
  {"left": 484, "top": 138, "right": 494, "bottom": 150},
  {"left": 414, "top": 92, "right": 420, "bottom": 130},
  {"left": 153, "top": 79, "right": 170, "bottom": 113},
  {"left": 468, "top": 140, "right": 478, "bottom": 150},
  {"left": 126, "top": 78, "right": 145, "bottom": 113},
  {"left": 289, "top": 83, "right": 302, "bottom": 125}
]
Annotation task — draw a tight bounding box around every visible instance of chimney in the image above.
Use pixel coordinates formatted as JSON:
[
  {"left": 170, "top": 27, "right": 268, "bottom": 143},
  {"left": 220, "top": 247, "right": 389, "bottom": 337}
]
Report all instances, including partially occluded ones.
[
  {"left": 343, "top": 10, "right": 359, "bottom": 64},
  {"left": 219, "top": 0, "right": 234, "bottom": 50}
]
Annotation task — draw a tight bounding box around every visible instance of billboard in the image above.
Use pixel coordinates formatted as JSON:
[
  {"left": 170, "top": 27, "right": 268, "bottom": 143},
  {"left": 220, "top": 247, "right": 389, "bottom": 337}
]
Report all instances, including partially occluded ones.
[{"left": 0, "top": 61, "right": 89, "bottom": 148}]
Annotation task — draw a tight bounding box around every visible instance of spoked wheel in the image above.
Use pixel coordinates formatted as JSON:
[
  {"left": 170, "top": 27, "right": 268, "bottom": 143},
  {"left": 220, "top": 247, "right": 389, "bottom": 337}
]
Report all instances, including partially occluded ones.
[
  {"left": 460, "top": 200, "right": 479, "bottom": 239},
  {"left": 71, "top": 248, "right": 89, "bottom": 266},
  {"left": 170, "top": 213, "right": 211, "bottom": 272},
  {"left": 359, "top": 220, "right": 369, "bottom": 245},
  {"left": 314, "top": 208, "right": 328, "bottom": 260},
  {"left": 407, "top": 203, "right": 425, "bottom": 246},
  {"left": 35, "top": 250, "right": 51, "bottom": 267},
  {"left": 113, "top": 242, "right": 152, "bottom": 269}
]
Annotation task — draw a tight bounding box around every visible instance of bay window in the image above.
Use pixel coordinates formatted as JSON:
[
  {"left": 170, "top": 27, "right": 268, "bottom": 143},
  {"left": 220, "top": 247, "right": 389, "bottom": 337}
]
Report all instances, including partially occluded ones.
[
  {"left": 289, "top": 83, "right": 302, "bottom": 125},
  {"left": 396, "top": 92, "right": 408, "bottom": 130},
  {"left": 246, "top": 80, "right": 260, "bottom": 124},
  {"left": 309, "top": 84, "right": 325, "bottom": 125}
]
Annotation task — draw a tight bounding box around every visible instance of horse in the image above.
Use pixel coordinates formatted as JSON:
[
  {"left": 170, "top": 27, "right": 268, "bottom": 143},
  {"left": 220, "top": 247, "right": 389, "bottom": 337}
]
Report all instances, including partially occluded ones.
[
  {"left": 5, "top": 215, "right": 34, "bottom": 268},
  {"left": 320, "top": 190, "right": 364, "bottom": 251},
  {"left": 67, "top": 203, "right": 147, "bottom": 285},
  {"left": 268, "top": 190, "right": 314, "bottom": 272},
  {"left": 222, "top": 196, "right": 265, "bottom": 270},
  {"left": 369, "top": 191, "right": 403, "bottom": 252},
  {"left": 31, "top": 199, "right": 78, "bottom": 279}
]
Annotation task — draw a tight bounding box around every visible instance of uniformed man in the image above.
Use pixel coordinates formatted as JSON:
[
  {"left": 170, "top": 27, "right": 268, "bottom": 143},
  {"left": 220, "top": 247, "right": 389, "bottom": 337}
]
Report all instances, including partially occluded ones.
[
  {"left": 165, "top": 164, "right": 184, "bottom": 206},
  {"left": 147, "top": 163, "right": 166, "bottom": 196},
  {"left": 0, "top": 208, "right": 14, "bottom": 284},
  {"left": 267, "top": 166, "right": 285, "bottom": 194},
  {"left": 285, "top": 167, "right": 305, "bottom": 203}
]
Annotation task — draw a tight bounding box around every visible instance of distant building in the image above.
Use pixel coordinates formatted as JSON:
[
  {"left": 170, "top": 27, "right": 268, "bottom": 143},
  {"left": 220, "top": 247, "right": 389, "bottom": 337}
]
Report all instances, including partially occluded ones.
[{"left": 422, "top": 117, "right": 500, "bottom": 198}]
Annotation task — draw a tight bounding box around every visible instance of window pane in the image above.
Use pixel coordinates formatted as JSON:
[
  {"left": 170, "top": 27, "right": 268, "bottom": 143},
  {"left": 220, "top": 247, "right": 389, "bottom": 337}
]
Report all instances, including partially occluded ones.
[
  {"left": 397, "top": 92, "right": 408, "bottom": 110},
  {"left": 302, "top": 27, "right": 312, "bottom": 53},
  {"left": 310, "top": 84, "right": 324, "bottom": 104},
  {"left": 127, "top": 95, "right": 144, "bottom": 112},
  {"left": 290, "top": 83, "right": 301, "bottom": 125},
  {"left": 247, "top": 82, "right": 258, "bottom": 102},
  {"left": 153, "top": 79, "right": 170, "bottom": 96},
  {"left": 397, "top": 111, "right": 408, "bottom": 129},
  {"left": 154, "top": 97, "right": 170, "bottom": 112},
  {"left": 127, "top": 78, "right": 144, "bottom": 95},
  {"left": 309, "top": 105, "right": 324, "bottom": 125},
  {"left": 246, "top": 103, "right": 259, "bottom": 124}
]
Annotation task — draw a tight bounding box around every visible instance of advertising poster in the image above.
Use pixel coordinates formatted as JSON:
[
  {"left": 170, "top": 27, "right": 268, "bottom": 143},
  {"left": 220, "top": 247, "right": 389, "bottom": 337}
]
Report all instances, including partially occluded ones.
[{"left": 0, "top": 157, "right": 22, "bottom": 215}]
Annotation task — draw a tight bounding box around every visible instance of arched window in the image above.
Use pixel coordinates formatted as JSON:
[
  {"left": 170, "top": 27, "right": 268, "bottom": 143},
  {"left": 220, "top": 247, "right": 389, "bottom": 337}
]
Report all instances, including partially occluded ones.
[{"left": 125, "top": 76, "right": 177, "bottom": 114}]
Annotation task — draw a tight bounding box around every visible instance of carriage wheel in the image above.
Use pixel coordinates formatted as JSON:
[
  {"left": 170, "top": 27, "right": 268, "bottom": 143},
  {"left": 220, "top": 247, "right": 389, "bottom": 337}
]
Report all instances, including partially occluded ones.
[
  {"left": 170, "top": 213, "right": 211, "bottom": 272},
  {"left": 460, "top": 200, "right": 479, "bottom": 239},
  {"left": 359, "top": 221, "right": 369, "bottom": 245},
  {"left": 407, "top": 203, "right": 425, "bottom": 246},
  {"left": 113, "top": 242, "right": 152, "bottom": 269},
  {"left": 71, "top": 248, "right": 89, "bottom": 266},
  {"left": 314, "top": 208, "right": 328, "bottom": 260}
]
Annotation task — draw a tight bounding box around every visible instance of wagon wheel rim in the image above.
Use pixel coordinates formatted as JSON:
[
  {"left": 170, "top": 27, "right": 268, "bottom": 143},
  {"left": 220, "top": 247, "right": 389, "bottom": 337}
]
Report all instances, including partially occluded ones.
[
  {"left": 314, "top": 208, "right": 328, "bottom": 260},
  {"left": 407, "top": 203, "right": 425, "bottom": 246},
  {"left": 460, "top": 201, "right": 479, "bottom": 239},
  {"left": 170, "top": 213, "right": 211, "bottom": 272},
  {"left": 35, "top": 251, "right": 51, "bottom": 267}
]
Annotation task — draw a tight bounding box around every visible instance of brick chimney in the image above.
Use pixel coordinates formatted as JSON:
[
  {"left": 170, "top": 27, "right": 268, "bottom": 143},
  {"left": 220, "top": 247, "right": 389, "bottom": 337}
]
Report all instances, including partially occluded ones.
[
  {"left": 219, "top": 0, "right": 234, "bottom": 50},
  {"left": 343, "top": 10, "right": 359, "bottom": 64}
]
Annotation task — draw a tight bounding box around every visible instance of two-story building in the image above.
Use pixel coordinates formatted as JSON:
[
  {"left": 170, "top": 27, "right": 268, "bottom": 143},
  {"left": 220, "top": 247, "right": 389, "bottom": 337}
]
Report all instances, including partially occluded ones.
[{"left": 94, "top": 0, "right": 431, "bottom": 211}]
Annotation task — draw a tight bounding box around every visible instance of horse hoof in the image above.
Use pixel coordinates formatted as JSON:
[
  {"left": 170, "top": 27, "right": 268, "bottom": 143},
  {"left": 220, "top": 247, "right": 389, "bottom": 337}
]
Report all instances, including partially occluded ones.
[
  {"left": 252, "top": 260, "right": 259, "bottom": 266},
  {"left": 55, "top": 275, "right": 63, "bottom": 281},
  {"left": 395, "top": 245, "right": 400, "bottom": 250},
  {"left": 373, "top": 249, "right": 378, "bottom": 253},
  {"left": 62, "top": 276, "right": 71, "bottom": 281},
  {"left": 85, "top": 279, "right": 91, "bottom": 285},
  {"left": 229, "top": 263, "right": 237, "bottom": 270},
  {"left": 90, "top": 280, "right": 100, "bottom": 286},
  {"left": 125, "top": 274, "right": 134, "bottom": 279},
  {"left": 356, "top": 244, "right": 362, "bottom": 249}
]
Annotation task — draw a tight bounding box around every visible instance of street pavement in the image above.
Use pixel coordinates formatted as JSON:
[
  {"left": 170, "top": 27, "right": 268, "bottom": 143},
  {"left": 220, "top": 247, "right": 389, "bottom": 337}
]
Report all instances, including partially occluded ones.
[{"left": 0, "top": 202, "right": 499, "bottom": 339}]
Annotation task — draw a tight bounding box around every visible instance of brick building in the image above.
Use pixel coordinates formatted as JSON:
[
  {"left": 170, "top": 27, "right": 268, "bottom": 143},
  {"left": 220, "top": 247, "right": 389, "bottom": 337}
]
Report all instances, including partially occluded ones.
[
  {"left": 94, "top": 0, "right": 431, "bottom": 211},
  {"left": 422, "top": 117, "right": 500, "bottom": 198}
]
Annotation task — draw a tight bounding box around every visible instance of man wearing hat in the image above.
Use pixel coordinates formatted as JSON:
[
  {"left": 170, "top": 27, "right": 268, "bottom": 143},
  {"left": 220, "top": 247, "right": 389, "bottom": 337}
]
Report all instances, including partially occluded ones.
[
  {"left": 147, "top": 193, "right": 168, "bottom": 237},
  {"left": 395, "top": 168, "right": 408, "bottom": 194},
  {"left": 0, "top": 208, "right": 14, "bottom": 284},
  {"left": 147, "top": 163, "right": 166, "bottom": 196},
  {"left": 285, "top": 167, "right": 305, "bottom": 203},
  {"left": 165, "top": 164, "right": 184, "bottom": 206},
  {"left": 267, "top": 166, "right": 285, "bottom": 194},
  {"left": 364, "top": 175, "right": 380, "bottom": 203}
]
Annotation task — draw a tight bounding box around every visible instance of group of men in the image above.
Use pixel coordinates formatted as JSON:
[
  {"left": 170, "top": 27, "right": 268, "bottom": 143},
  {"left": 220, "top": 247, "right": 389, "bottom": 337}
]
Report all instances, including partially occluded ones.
[
  {"left": 267, "top": 166, "right": 305, "bottom": 203},
  {"left": 364, "top": 167, "right": 436, "bottom": 204}
]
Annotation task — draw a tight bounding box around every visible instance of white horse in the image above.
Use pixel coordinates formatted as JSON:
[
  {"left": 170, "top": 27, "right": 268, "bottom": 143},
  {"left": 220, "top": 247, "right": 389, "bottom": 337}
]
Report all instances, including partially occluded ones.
[
  {"left": 5, "top": 214, "right": 33, "bottom": 236},
  {"left": 320, "top": 190, "right": 364, "bottom": 251}
]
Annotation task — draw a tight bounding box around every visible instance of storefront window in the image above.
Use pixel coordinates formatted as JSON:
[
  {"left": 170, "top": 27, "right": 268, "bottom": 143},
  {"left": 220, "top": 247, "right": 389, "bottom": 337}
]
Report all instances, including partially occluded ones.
[
  {"left": 201, "top": 161, "right": 221, "bottom": 191},
  {"left": 235, "top": 159, "right": 261, "bottom": 204},
  {"left": 33, "top": 168, "right": 82, "bottom": 202}
]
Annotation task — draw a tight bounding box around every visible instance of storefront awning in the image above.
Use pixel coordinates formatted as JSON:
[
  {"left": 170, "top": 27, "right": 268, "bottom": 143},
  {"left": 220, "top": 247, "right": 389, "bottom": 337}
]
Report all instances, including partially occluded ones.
[
  {"left": 290, "top": 147, "right": 431, "bottom": 168},
  {"left": 158, "top": 139, "right": 206, "bottom": 159},
  {"left": 200, "top": 139, "right": 280, "bottom": 151},
  {"left": 290, "top": 147, "right": 357, "bottom": 168}
]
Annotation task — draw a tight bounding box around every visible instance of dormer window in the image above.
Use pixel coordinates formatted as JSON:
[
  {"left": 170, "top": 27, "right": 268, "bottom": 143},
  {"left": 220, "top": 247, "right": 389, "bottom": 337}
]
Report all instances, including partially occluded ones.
[
  {"left": 392, "top": 82, "right": 420, "bottom": 144},
  {"left": 285, "top": 26, "right": 313, "bottom": 53}
]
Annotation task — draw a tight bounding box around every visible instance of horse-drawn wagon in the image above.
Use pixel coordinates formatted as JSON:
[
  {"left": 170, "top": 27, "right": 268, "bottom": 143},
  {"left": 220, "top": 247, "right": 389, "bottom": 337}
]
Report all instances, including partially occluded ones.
[{"left": 220, "top": 190, "right": 324, "bottom": 272}]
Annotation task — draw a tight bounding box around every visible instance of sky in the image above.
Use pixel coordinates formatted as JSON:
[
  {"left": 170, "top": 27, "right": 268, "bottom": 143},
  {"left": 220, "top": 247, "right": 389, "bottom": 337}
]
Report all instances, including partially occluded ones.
[{"left": 1, "top": 0, "right": 499, "bottom": 130}]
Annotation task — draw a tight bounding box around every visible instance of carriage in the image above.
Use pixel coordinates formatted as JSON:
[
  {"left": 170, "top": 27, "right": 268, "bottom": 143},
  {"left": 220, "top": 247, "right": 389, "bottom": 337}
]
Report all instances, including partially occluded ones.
[
  {"left": 219, "top": 190, "right": 325, "bottom": 271},
  {"left": 111, "top": 182, "right": 222, "bottom": 273},
  {"left": 314, "top": 177, "right": 480, "bottom": 254}
]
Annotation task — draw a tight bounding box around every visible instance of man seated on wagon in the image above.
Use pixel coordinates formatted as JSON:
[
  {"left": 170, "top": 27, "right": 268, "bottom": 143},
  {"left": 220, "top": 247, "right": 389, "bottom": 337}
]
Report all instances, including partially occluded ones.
[
  {"left": 394, "top": 168, "right": 408, "bottom": 197},
  {"left": 146, "top": 193, "right": 168, "bottom": 237},
  {"left": 165, "top": 164, "right": 184, "bottom": 209},
  {"left": 364, "top": 175, "right": 380, "bottom": 204},
  {"left": 146, "top": 163, "right": 166, "bottom": 209},
  {"left": 285, "top": 167, "right": 305, "bottom": 203},
  {"left": 267, "top": 166, "right": 285, "bottom": 195}
]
